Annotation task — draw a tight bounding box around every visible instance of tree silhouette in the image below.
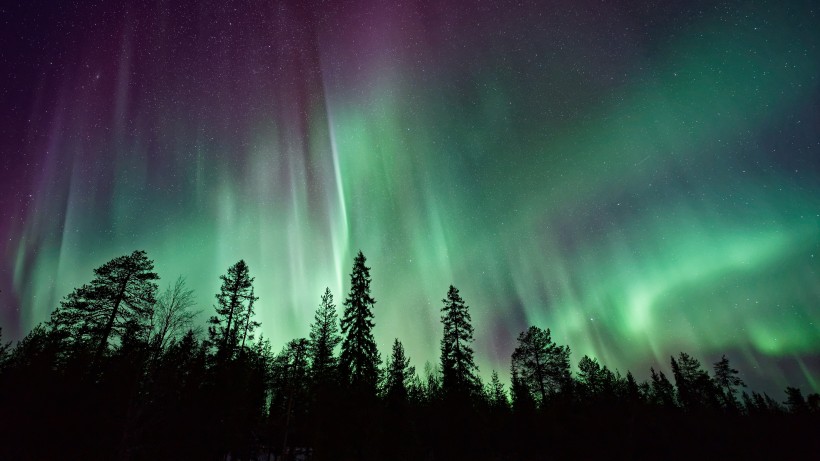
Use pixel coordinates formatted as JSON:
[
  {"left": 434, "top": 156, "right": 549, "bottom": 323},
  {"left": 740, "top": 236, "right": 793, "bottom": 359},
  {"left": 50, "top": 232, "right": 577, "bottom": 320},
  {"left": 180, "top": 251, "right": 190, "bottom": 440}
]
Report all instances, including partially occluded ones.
[
  {"left": 486, "top": 370, "right": 509, "bottom": 410},
  {"left": 623, "top": 370, "right": 642, "bottom": 404},
  {"left": 440, "top": 285, "right": 480, "bottom": 399},
  {"left": 5, "top": 248, "right": 820, "bottom": 460},
  {"left": 148, "top": 276, "right": 198, "bottom": 353},
  {"left": 422, "top": 361, "right": 443, "bottom": 403},
  {"left": 0, "top": 324, "right": 70, "bottom": 459},
  {"left": 48, "top": 250, "right": 159, "bottom": 362},
  {"left": 807, "top": 393, "right": 820, "bottom": 413},
  {"left": 207, "top": 260, "right": 257, "bottom": 361},
  {"left": 203, "top": 261, "right": 263, "bottom": 459},
  {"left": 382, "top": 338, "right": 416, "bottom": 460},
  {"left": 138, "top": 329, "right": 210, "bottom": 459},
  {"left": 339, "top": 251, "right": 380, "bottom": 394},
  {"left": 671, "top": 352, "right": 719, "bottom": 411},
  {"left": 712, "top": 355, "right": 745, "bottom": 410},
  {"left": 650, "top": 367, "right": 677, "bottom": 408},
  {"left": 269, "top": 338, "right": 310, "bottom": 455},
  {"left": 784, "top": 386, "right": 808, "bottom": 414},
  {"left": 309, "top": 287, "right": 341, "bottom": 386},
  {"left": 385, "top": 338, "right": 414, "bottom": 404},
  {"left": 305, "top": 287, "right": 343, "bottom": 458},
  {"left": 510, "top": 326, "right": 571, "bottom": 407},
  {"left": 743, "top": 390, "right": 785, "bottom": 415},
  {"left": 577, "top": 355, "right": 616, "bottom": 403}
]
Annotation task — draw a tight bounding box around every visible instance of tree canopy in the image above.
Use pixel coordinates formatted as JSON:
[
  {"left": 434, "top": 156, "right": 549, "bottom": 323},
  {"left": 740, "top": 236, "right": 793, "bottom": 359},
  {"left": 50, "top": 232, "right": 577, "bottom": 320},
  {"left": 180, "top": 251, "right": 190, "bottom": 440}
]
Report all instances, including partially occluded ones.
[{"left": 48, "top": 250, "right": 159, "bottom": 360}]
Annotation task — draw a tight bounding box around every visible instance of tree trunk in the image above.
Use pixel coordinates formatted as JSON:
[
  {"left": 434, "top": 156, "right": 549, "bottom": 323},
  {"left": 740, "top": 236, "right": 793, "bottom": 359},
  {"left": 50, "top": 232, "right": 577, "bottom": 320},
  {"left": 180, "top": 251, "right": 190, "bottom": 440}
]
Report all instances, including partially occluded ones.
[{"left": 94, "top": 275, "right": 131, "bottom": 364}]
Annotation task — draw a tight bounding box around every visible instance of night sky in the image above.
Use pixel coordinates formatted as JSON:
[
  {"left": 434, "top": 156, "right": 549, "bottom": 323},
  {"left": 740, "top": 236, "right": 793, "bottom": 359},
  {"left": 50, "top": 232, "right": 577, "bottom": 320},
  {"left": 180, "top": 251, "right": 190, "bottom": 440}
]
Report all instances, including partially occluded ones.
[{"left": 1, "top": 0, "right": 818, "bottom": 394}]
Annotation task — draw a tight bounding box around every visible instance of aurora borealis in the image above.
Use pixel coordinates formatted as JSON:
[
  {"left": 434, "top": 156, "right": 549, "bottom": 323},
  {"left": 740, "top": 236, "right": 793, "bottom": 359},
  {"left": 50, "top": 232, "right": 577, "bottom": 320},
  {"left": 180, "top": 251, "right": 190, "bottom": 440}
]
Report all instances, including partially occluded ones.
[{"left": 1, "top": 0, "right": 818, "bottom": 394}]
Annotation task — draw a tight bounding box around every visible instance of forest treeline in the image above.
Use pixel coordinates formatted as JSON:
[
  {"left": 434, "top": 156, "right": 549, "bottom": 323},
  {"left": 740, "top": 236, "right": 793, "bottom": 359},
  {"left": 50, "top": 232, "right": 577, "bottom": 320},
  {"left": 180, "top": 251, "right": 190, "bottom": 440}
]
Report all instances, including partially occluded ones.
[{"left": 0, "top": 250, "right": 818, "bottom": 460}]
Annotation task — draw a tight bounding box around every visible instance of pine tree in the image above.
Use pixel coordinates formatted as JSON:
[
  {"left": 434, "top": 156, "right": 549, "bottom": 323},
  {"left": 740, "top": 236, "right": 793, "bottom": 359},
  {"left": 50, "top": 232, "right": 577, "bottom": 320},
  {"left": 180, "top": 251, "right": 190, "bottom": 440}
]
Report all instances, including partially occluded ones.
[
  {"left": 670, "top": 352, "right": 720, "bottom": 411},
  {"left": 577, "top": 355, "right": 615, "bottom": 401},
  {"left": 784, "top": 387, "right": 808, "bottom": 414},
  {"left": 308, "top": 287, "right": 341, "bottom": 385},
  {"left": 48, "top": 250, "right": 159, "bottom": 361},
  {"left": 440, "top": 285, "right": 479, "bottom": 398},
  {"left": 338, "top": 251, "right": 380, "bottom": 394},
  {"left": 713, "top": 355, "right": 745, "bottom": 409},
  {"left": 207, "top": 260, "right": 257, "bottom": 361},
  {"left": 510, "top": 326, "right": 571, "bottom": 407}
]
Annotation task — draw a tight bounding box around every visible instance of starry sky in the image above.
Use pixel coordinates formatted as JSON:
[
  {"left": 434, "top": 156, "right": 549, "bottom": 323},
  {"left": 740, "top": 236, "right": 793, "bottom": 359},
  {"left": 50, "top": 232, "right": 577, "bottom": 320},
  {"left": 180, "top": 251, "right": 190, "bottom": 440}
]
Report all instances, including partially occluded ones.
[{"left": 1, "top": 0, "right": 818, "bottom": 394}]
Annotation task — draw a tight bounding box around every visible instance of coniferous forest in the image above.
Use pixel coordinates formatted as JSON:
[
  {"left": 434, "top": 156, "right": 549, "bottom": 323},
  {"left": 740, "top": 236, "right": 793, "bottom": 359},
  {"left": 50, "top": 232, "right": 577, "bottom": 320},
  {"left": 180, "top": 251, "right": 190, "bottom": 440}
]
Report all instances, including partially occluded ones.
[{"left": 1, "top": 250, "right": 818, "bottom": 460}]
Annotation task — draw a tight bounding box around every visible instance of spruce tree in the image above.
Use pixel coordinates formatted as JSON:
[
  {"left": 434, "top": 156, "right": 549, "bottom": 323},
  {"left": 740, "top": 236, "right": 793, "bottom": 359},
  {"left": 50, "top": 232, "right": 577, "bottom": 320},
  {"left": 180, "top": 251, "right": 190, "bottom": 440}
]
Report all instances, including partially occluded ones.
[
  {"left": 487, "top": 370, "right": 509, "bottom": 409},
  {"left": 338, "top": 251, "right": 380, "bottom": 394},
  {"left": 440, "top": 285, "right": 479, "bottom": 398},
  {"left": 306, "top": 288, "right": 342, "bottom": 456},
  {"left": 308, "top": 287, "right": 341, "bottom": 385},
  {"left": 383, "top": 339, "right": 416, "bottom": 460},
  {"left": 385, "top": 338, "right": 414, "bottom": 404}
]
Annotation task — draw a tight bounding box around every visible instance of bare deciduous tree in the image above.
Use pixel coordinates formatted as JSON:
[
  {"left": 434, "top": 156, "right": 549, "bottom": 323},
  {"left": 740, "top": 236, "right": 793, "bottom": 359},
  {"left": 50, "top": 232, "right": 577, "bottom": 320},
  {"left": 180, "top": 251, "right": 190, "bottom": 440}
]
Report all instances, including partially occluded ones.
[{"left": 149, "top": 276, "right": 199, "bottom": 352}]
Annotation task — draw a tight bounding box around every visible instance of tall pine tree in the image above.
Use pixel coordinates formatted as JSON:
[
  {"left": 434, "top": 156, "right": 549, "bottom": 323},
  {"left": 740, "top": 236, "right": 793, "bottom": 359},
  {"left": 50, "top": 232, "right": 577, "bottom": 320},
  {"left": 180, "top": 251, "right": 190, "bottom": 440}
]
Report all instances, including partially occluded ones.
[
  {"left": 339, "top": 251, "right": 380, "bottom": 394},
  {"left": 440, "top": 285, "right": 479, "bottom": 398},
  {"left": 207, "top": 260, "right": 257, "bottom": 361}
]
